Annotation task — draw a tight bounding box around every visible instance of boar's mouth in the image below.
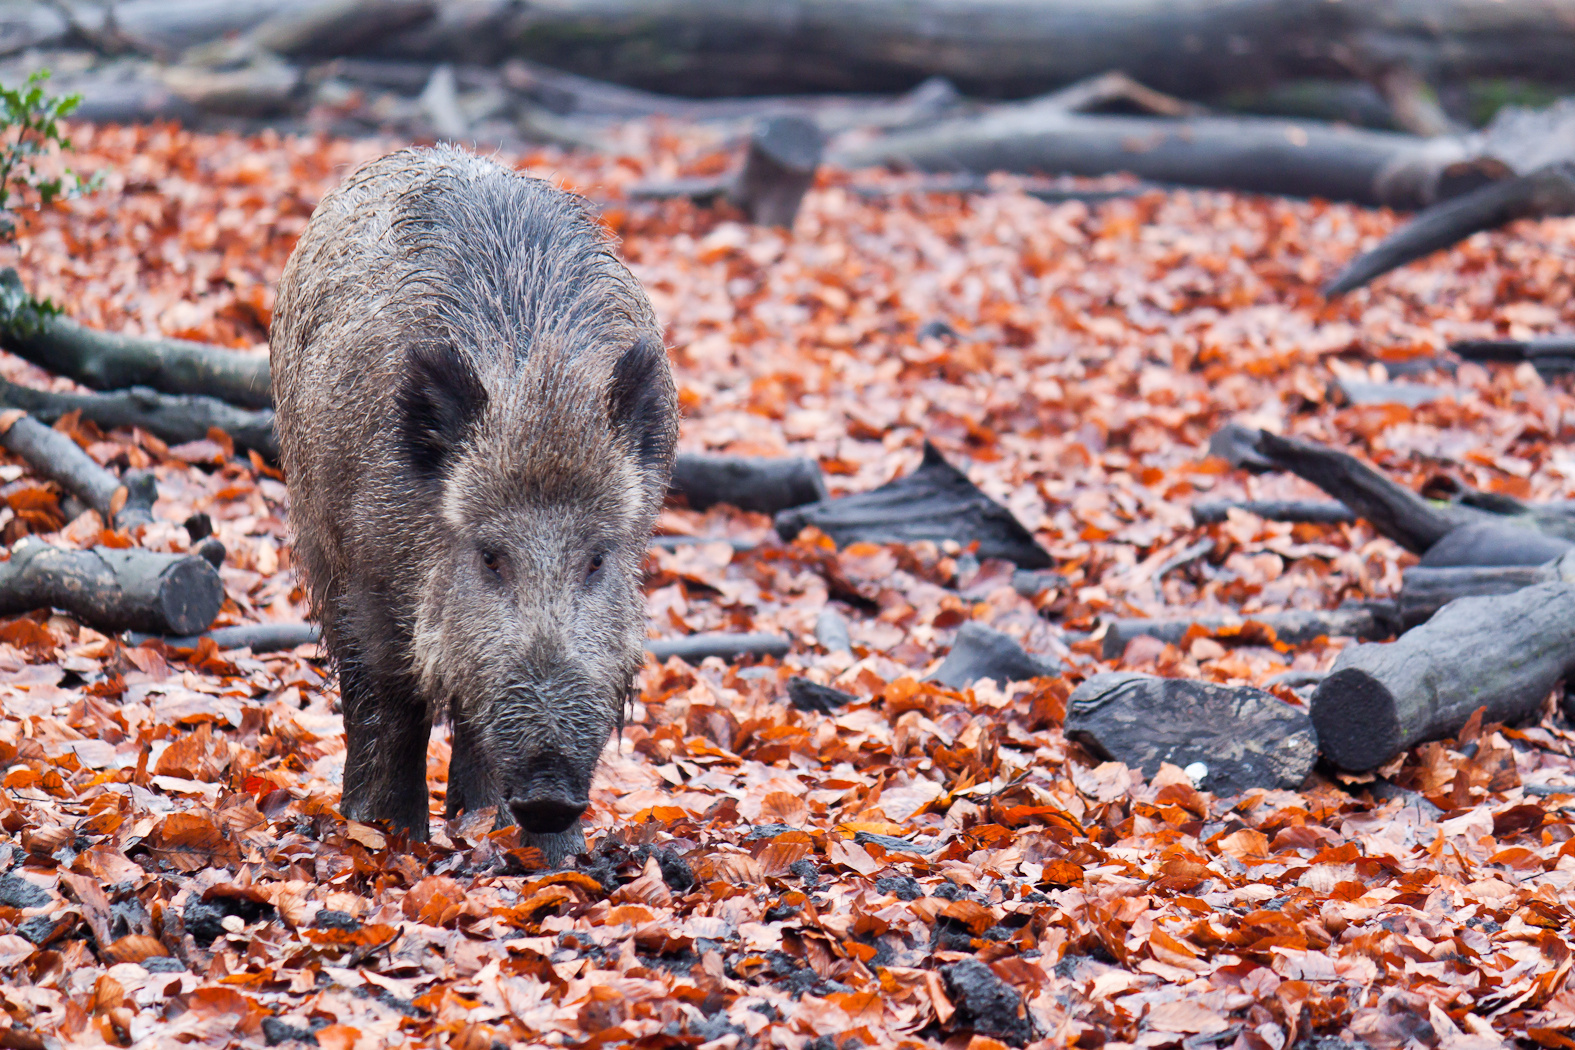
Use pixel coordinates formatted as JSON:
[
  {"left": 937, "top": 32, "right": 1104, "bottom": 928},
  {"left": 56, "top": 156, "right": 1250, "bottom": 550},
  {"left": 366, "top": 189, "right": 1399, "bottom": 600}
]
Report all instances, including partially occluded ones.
[{"left": 508, "top": 768, "right": 589, "bottom": 835}]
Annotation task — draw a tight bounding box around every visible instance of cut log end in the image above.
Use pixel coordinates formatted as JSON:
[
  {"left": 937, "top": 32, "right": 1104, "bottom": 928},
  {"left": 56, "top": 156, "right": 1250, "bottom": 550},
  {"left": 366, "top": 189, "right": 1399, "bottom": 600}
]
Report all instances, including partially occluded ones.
[
  {"left": 154, "top": 556, "right": 227, "bottom": 637},
  {"left": 1310, "top": 667, "right": 1406, "bottom": 772}
]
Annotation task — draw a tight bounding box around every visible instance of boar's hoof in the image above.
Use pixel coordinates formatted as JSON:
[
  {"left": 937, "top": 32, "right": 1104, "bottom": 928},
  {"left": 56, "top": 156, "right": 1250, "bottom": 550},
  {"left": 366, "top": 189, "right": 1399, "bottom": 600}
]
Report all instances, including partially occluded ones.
[{"left": 510, "top": 794, "right": 587, "bottom": 835}]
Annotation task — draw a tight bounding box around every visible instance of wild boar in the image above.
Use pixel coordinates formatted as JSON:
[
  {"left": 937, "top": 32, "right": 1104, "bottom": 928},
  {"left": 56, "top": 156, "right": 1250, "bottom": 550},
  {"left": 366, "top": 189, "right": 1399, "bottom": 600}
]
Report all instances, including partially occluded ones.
[{"left": 270, "top": 145, "right": 677, "bottom": 859}]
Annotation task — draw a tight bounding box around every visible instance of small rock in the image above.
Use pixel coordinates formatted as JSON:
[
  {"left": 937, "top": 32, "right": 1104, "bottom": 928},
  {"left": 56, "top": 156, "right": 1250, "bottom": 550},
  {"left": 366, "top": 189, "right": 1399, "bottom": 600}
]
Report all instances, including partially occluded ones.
[
  {"left": 929, "top": 621, "right": 1060, "bottom": 689},
  {"left": 1184, "top": 761, "right": 1209, "bottom": 784},
  {"left": 0, "top": 873, "right": 50, "bottom": 910},
  {"left": 787, "top": 676, "right": 856, "bottom": 713},
  {"left": 312, "top": 910, "right": 360, "bottom": 931},
  {"left": 941, "top": 958, "right": 1034, "bottom": 1046},
  {"left": 874, "top": 875, "right": 925, "bottom": 900},
  {"left": 261, "top": 1017, "right": 319, "bottom": 1046},
  {"left": 1065, "top": 672, "right": 1317, "bottom": 795}
]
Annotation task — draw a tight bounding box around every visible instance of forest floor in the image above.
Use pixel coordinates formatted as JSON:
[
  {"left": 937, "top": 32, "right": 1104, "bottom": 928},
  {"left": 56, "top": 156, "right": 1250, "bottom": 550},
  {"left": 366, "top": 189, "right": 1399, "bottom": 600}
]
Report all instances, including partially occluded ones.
[{"left": 1, "top": 120, "right": 1574, "bottom": 1049}]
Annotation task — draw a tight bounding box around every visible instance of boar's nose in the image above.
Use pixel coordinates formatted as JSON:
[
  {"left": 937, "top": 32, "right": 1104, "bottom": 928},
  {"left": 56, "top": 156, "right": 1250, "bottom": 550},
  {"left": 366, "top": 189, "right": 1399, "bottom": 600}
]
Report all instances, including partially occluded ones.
[{"left": 509, "top": 789, "right": 587, "bottom": 835}]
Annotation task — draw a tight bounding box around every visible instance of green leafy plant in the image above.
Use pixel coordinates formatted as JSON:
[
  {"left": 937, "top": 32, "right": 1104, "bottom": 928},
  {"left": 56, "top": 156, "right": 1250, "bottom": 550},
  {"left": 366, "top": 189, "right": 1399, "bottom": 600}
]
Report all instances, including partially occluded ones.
[
  {"left": 0, "top": 69, "right": 100, "bottom": 331},
  {"left": 0, "top": 69, "right": 96, "bottom": 245}
]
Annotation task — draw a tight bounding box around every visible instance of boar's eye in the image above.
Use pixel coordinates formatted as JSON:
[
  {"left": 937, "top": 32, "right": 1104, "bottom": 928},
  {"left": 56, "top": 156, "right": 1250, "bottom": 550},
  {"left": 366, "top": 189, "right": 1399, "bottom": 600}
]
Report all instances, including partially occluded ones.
[
  {"left": 480, "top": 548, "right": 504, "bottom": 580},
  {"left": 586, "top": 552, "right": 605, "bottom": 578}
]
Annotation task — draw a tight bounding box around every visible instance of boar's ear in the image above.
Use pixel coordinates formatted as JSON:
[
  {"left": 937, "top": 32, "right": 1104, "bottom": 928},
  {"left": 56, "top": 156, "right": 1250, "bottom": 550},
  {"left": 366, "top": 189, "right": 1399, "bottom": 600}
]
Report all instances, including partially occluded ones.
[
  {"left": 607, "top": 336, "right": 675, "bottom": 472},
  {"left": 398, "top": 343, "right": 487, "bottom": 481}
]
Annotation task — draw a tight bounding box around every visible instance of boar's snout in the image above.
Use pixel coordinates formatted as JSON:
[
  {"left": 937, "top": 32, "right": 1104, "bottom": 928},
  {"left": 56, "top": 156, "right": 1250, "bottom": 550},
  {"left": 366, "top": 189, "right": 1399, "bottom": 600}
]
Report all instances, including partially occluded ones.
[{"left": 509, "top": 761, "right": 589, "bottom": 834}]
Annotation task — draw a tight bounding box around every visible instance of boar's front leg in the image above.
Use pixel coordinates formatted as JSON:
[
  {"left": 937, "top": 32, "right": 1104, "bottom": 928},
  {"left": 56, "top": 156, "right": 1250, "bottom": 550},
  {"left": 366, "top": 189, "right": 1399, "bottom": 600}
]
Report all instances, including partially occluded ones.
[{"left": 338, "top": 651, "right": 433, "bottom": 839}]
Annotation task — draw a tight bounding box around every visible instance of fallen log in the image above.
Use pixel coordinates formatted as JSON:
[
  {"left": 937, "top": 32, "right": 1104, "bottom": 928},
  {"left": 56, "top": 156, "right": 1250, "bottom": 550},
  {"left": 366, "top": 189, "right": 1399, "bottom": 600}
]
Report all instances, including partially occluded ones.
[
  {"left": 775, "top": 442, "right": 1052, "bottom": 569},
  {"left": 1416, "top": 520, "right": 1573, "bottom": 568},
  {"left": 1452, "top": 335, "right": 1575, "bottom": 380},
  {"left": 0, "top": 269, "right": 272, "bottom": 409},
  {"left": 846, "top": 174, "right": 1149, "bottom": 206},
  {"left": 1065, "top": 671, "right": 1318, "bottom": 795},
  {"left": 1191, "top": 499, "right": 1355, "bottom": 527},
  {"left": 1311, "top": 581, "right": 1575, "bottom": 772},
  {"left": 832, "top": 109, "right": 1488, "bottom": 209},
  {"left": 647, "top": 633, "right": 791, "bottom": 664},
  {"left": 1101, "top": 603, "right": 1399, "bottom": 661},
  {"left": 1254, "top": 429, "right": 1575, "bottom": 552},
  {"left": 1332, "top": 377, "right": 1459, "bottom": 408},
  {"left": 502, "top": 59, "right": 964, "bottom": 133},
  {"left": 242, "top": 0, "right": 435, "bottom": 59},
  {"left": 0, "top": 543, "right": 223, "bottom": 636},
  {"left": 928, "top": 621, "right": 1060, "bottom": 689},
  {"left": 361, "top": 0, "right": 1575, "bottom": 100},
  {"left": 126, "top": 621, "right": 322, "bottom": 653},
  {"left": 0, "top": 411, "right": 155, "bottom": 529},
  {"left": 669, "top": 452, "right": 826, "bottom": 516},
  {"left": 1399, "top": 564, "right": 1546, "bottom": 629},
  {"left": 0, "top": 377, "right": 278, "bottom": 459},
  {"left": 1324, "top": 160, "right": 1575, "bottom": 296},
  {"left": 1399, "top": 549, "right": 1575, "bottom": 628}
]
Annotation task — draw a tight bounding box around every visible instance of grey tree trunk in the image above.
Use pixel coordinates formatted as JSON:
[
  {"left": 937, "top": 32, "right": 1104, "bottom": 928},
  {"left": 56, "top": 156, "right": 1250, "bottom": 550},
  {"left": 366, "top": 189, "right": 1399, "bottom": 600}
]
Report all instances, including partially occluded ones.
[
  {"left": 370, "top": 1, "right": 1575, "bottom": 99},
  {"left": 0, "top": 377, "right": 277, "bottom": 459},
  {"left": 1310, "top": 582, "right": 1575, "bottom": 771},
  {"left": 831, "top": 109, "right": 1479, "bottom": 209},
  {"left": 0, "top": 269, "right": 271, "bottom": 409},
  {"left": 0, "top": 413, "right": 156, "bottom": 529},
  {"left": 0, "top": 544, "right": 223, "bottom": 636}
]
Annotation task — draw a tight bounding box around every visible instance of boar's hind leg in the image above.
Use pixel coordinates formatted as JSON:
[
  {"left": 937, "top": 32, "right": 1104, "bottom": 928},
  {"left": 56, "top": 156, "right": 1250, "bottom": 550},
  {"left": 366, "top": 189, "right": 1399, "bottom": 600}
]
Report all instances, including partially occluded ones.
[{"left": 338, "top": 656, "right": 433, "bottom": 839}]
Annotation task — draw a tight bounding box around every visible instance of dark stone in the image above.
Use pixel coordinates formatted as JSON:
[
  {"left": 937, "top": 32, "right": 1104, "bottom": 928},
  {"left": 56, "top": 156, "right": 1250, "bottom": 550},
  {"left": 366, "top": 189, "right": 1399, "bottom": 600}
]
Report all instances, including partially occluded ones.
[
  {"left": 143, "top": 956, "right": 186, "bottom": 973},
  {"left": 932, "top": 881, "right": 965, "bottom": 901},
  {"left": 0, "top": 874, "right": 50, "bottom": 909},
  {"left": 933, "top": 917, "right": 977, "bottom": 951},
  {"left": 261, "top": 1017, "right": 319, "bottom": 1046},
  {"left": 184, "top": 893, "right": 271, "bottom": 948},
  {"left": 787, "top": 676, "right": 856, "bottom": 713},
  {"left": 875, "top": 875, "right": 925, "bottom": 901},
  {"left": 648, "top": 847, "right": 696, "bottom": 894},
  {"left": 789, "top": 859, "right": 820, "bottom": 887},
  {"left": 763, "top": 902, "right": 801, "bottom": 922},
  {"left": 183, "top": 512, "right": 213, "bottom": 542},
  {"left": 775, "top": 442, "right": 1052, "bottom": 569},
  {"left": 1065, "top": 672, "right": 1317, "bottom": 795},
  {"left": 194, "top": 536, "right": 227, "bottom": 569},
  {"left": 670, "top": 452, "right": 827, "bottom": 516},
  {"left": 941, "top": 958, "right": 1034, "bottom": 1046},
  {"left": 930, "top": 621, "right": 1060, "bottom": 689},
  {"left": 312, "top": 910, "right": 361, "bottom": 931},
  {"left": 16, "top": 914, "right": 67, "bottom": 945},
  {"left": 578, "top": 836, "right": 694, "bottom": 895}
]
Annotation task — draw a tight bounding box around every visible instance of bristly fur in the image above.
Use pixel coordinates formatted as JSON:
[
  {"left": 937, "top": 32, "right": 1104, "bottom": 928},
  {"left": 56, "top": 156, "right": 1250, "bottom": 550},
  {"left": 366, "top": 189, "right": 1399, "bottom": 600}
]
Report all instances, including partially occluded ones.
[{"left": 270, "top": 146, "right": 678, "bottom": 859}]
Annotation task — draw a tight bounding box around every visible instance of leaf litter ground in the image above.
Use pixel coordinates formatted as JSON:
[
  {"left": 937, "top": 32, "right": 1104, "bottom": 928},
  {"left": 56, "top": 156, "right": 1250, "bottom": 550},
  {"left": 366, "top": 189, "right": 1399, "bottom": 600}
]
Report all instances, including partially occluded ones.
[{"left": 1, "top": 122, "right": 1574, "bottom": 1049}]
